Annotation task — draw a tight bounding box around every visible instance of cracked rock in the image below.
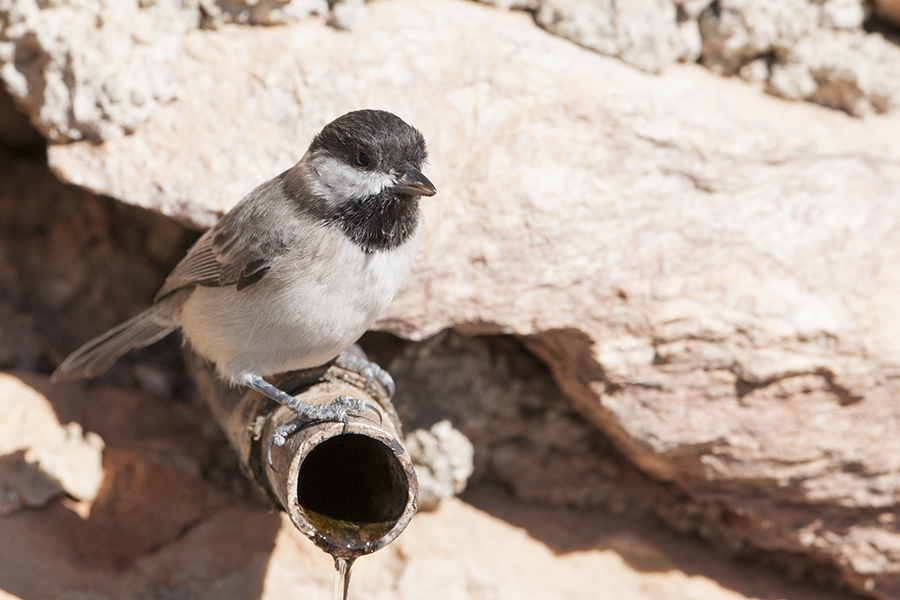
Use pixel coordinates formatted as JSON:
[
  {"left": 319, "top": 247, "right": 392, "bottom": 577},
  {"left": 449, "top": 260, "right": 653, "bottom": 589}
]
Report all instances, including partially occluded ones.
[
  {"left": 405, "top": 420, "right": 475, "bottom": 511},
  {"left": 6, "top": 0, "right": 900, "bottom": 596},
  {"left": 481, "top": 0, "right": 900, "bottom": 115},
  {"left": 532, "top": 0, "right": 701, "bottom": 73},
  {"left": 768, "top": 30, "right": 900, "bottom": 116},
  {"left": 0, "top": 375, "right": 104, "bottom": 515},
  {"left": 198, "top": 0, "right": 328, "bottom": 27},
  {"left": 0, "top": 0, "right": 195, "bottom": 142},
  {"left": 0, "top": 0, "right": 364, "bottom": 143},
  {"left": 698, "top": 0, "right": 900, "bottom": 115}
]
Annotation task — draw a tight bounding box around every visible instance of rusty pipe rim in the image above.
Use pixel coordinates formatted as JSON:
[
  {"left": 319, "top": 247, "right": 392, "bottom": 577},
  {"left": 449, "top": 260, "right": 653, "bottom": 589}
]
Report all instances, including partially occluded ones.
[{"left": 262, "top": 400, "right": 418, "bottom": 559}]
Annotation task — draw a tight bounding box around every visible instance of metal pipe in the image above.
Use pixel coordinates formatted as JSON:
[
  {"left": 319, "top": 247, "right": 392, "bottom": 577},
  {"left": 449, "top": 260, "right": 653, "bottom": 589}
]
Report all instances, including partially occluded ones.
[{"left": 186, "top": 347, "right": 418, "bottom": 559}]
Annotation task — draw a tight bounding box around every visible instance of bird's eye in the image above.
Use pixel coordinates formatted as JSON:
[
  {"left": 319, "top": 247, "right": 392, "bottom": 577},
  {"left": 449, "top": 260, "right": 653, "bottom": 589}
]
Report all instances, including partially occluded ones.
[{"left": 355, "top": 151, "right": 370, "bottom": 167}]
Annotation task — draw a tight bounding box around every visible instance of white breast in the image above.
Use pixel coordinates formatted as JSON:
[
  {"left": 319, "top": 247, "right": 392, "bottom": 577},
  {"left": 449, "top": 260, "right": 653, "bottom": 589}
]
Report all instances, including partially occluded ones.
[{"left": 176, "top": 225, "right": 422, "bottom": 383}]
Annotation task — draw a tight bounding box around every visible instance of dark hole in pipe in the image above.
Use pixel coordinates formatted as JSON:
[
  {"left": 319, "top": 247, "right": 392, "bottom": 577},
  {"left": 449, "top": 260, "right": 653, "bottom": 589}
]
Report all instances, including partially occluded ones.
[{"left": 297, "top": 434, "right": 408, "bottom": 524}]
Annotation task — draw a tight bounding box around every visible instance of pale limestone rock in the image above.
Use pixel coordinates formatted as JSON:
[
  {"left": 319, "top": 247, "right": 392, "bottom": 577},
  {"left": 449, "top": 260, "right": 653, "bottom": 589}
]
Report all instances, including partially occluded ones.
[
  {"left": 534, "top": 0, "right": 700, "bottom": 73},
  {"left": 0, "top": 374, "right": 104, "bottom": 514},
  {"left": 480, "top": 0, "right": 702, "bottom": 73},
  {"left": 820, "top": 0, "right": 867, "bottom": 29},
  {"left": 768, "top": 30, "right": 900, "bottom": 116},
  {"left": 0, "top": 0, "right": 194, "bottom": 142},
  {"left": 19, "top": 0, "right": 900, "bottom": 596},
  {"left": 404, "top": 420, "right": 475, "bottom": 511},
  {"left": 478, "top": 0, "right": 898, "bottom": 116},
  {"left": 0, "top": 374, "right": 854, "bottom": 600},
  {"left": 0, "top": 0, "right": 365, "bottom": 143},
  {"left": 327, "top": 0, "right": 366, "bottom": 29},
  {"left": 698, "top": 0, "right": 900, "bottom": 115},
  {"left": 678, "top": 0, "right": 712, "bottom": 19},
  {"left": 698, "top": 0, "right": 821, "bottom": 74},
  {"left": 25, "top": 422, "right": 105, "bottom": 502},
  {"left": 363, "top": 332, "right": 675, "bottom": 515},
  {"left": 198, "top": 0, "right": 328, "bottom": 26},
  {"left": 476, "top": 0, "right": 538, "bottom": 9}
]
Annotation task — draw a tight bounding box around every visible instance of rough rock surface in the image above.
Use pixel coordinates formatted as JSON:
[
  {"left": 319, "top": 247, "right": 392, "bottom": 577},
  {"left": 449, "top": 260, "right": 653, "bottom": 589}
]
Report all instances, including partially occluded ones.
[
  {"left": 0, "top": 145, "right": 196, "bottom": 392},
  {"left": 530, "top": 0, "right": 702, "bottom": 74},
  {"left": 197, "top": 0, "right": 328, "bottom": 27},
  {"left": 875, "top": 0, "right": 900, "bottom": 26},
  {"left": 36, "top": 1, "right": 900, "bottom": 597},
  {"left": 361, "top": 332, "right": 674, "bottom": 517},
  {"left": 0, "top": 375, "right": 104, "bottom": 515},
  {"left": 0, "top": 138, "right": 867, "bottom": 598},
  {"left": 404, "top": 419, "right": 475, "bottom": 511},
  {"left": 477, "top": 0, "right": 900, "bottom": 115},
  {"left": 0, "top": 371, "right": 863, "bottom": 600},
  {"left": 0, "top": 0, "right": 193, "bottom": 142},
  {"left": 698, "top": 0, "right": 900, "bottom": 115},
  {"left": 2, "top": 141, "right": 860, "bottom": 598},
  {"left": 476, "top": 0, "right": 703, "bottom": 73},
  {"left": 0, "top": 0, "right": 363, "bottom": 143}
]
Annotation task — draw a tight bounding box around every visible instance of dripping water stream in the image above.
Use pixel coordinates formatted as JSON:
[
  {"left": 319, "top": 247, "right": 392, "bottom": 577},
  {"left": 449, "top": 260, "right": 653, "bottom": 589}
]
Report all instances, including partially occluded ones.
[{"left": 334, "top": 557, "right": 356, "bottom": 600}]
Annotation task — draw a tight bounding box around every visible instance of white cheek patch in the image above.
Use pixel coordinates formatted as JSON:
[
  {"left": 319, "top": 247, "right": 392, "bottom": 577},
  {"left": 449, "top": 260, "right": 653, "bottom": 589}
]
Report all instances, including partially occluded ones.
[{"left": 308, "top": 154, "right": 395, "bottom": 206}]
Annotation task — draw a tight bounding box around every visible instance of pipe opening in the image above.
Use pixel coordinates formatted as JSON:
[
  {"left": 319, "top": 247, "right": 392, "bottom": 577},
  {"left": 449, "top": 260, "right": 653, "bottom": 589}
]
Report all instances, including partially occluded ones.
[{"left": 297, "top": 434, "right": 409, "bottom": 526}]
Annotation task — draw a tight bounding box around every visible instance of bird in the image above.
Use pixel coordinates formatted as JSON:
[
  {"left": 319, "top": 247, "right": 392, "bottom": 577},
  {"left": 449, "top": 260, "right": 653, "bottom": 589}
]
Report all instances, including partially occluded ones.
[{"left": 52, "top": 109, "right": 436, "bottom": 436}]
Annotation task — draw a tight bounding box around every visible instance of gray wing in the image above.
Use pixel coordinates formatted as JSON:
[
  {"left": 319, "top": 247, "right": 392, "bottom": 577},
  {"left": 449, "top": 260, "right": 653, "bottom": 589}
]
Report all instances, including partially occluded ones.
[{"left": 154, "top": 174, "right": 299, "bottom": 301}]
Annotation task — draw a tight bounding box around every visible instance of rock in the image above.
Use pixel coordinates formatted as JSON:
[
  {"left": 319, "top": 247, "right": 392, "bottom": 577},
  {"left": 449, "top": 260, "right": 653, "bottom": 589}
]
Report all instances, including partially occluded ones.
[
  {"left": 874, "top": 0, "right": 900, "bottom": 26},
  {"left": 0, "top": 0, "right": 367, "bottom": 143},
  {"left": 533, "top": 0, "right": 701, "bottom": 73},
  {"left": 768, "top": 30, "right": 900, "bottom": 115},
  {"left": 698, "top": 0, "right": 900, "bottom": 115},
  {"left": 327, "top": 0, "right": 366, "bottom": 30},
  {"left": 362, "top": 332, "right": 674, "bottom": 516},
  {"left": 197, "top": 0, "right": 327, "bottom": 27},
  {"left": 476, "top": 0, "right": 539, "bottom": 9},
  {"left": 39, "top": 0, "right": 900, "bottom": 595},
  {"left": 0, "top": 372, "right": 858, "bottom": 600},
  {"left": 6, "top": 0, "right": 900, "bottom": 595},
  {"left": 821, "top": 0, "right": 868, "bottom": 29},
  {"left": 698, "top": 0, "right": 820, "bottom": 74},
  {"left": 483, "top": 0, "right": 900, "bottom": 115},
  {"left": 23, "top": 422, "right": 105, "bottom": 503},
  {"left": 0, "top": 147, "right": 195, "bottom": 391},
  {"left": 405, "top": 420, "right": 475, "bottom": 511},
  {"left": 0, "top": 0, "right": 195, "bottom": 142},
  {"left": 0, "top": 373, "right": 104, "bottom": 514},
  {"left": 477, "top": 0, "right": 702, "bottom": 73}
]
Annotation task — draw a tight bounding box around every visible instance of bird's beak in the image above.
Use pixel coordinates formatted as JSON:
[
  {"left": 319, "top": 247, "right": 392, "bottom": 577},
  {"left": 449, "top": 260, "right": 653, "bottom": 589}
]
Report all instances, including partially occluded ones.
[{"left": 393, "top": 167, "right": 437, "bottom": 197}]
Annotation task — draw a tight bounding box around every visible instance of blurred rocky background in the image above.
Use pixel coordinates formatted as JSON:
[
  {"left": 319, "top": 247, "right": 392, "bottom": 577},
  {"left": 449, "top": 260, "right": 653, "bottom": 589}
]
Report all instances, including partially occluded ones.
[{"left": 2, "top": 0, "right": 900, "bottom": 599}]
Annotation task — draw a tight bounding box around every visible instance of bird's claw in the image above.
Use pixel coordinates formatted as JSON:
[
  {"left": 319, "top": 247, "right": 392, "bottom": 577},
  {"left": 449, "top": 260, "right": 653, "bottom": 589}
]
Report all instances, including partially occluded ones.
[
  {"left": 367, "top": 362, "right": 396, "bottom": 399},
  {"left": 335, "top": 351, "right": 396, "bottom": 399},
  {"left": 265, "top": 395, "right": 382, "bottom": 470},
  {"left": 312, "top": 395, "right": 382, "bottom": 431},
  {"left": 266, "top": 420, "right": 300, "bottom": 469},
  {"left": 358, "top": 398, "right": 383, "bottom": 428}
]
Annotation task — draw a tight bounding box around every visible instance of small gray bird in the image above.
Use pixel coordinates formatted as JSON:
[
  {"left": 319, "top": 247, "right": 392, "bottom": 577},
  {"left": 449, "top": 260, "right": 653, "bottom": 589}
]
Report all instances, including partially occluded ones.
[{"left": 53, "top": 109, "right": 436, "bottom": 432}]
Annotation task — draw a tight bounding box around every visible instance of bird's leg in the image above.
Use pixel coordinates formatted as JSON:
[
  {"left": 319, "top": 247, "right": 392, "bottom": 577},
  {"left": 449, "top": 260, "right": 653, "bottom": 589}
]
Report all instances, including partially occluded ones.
[
  {"left": 335, "top": 349, "right": 396, "bottom": 399},
  {"left": 243, "top": 374, "right": 381, "bottom": 468},
  {"left": 244, "top": 374, "right": 379, "bottom": 428}
]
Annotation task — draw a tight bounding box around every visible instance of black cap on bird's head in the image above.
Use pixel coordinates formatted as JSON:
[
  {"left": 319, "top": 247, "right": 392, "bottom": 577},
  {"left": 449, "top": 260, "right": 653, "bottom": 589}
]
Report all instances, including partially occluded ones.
[
  {"left": 308, "top": 110, "right": 437, "bottom": 199},
  {"left": 298, "top": 110, "right": 436, "bottom": 252}
]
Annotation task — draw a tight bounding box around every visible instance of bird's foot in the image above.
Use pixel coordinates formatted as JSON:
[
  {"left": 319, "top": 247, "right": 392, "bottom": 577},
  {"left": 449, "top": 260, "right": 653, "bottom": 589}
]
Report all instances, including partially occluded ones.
[
  {"left": 244, "top": 375, "right": 382, "bottom": 467},
  {"left": 263, "top": 395, "right": 382, "bottom": 468},
  {"left": 335, "top": 349, "right": 396, "bottom": 399}
]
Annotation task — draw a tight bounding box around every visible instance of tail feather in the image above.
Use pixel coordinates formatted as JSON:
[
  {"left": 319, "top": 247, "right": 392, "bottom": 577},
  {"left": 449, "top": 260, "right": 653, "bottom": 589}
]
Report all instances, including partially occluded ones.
[{"left": 52, "top": 302, "right": 177, "bottom": 382}]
